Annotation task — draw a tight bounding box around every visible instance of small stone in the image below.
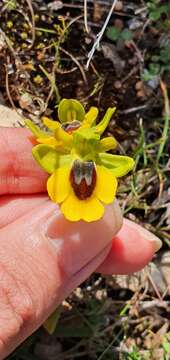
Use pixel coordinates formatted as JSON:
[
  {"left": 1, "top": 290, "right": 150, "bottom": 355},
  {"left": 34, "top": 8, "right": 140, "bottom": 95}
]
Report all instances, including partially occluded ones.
[
  {"left": 135, "top": 81, "right": 143, "bottom": 91},
  {"left": 96, "top": 289, "right": 107, "bottom": 300},
  {"left": 85, "top": 36, "right": 92, "bottom": 45},
  {"left": 128, "top": 19, "right": 143, "bottom": 31},
  {"left": 47, "top": 1, "right": 63, "bottom": 11},
  {"left": 114, "top": 1, "right": 123, "bottom": 11},
  {"left": 114, "top": 80, "right": 122, "bottom": 89},
  {"left": 74, "top": 287, "right": 83, "bottom": 299},
  {"left": 137, "top": 90, "right": 145, "bottom": 98},
  {"left": 0, "top": 105, "right": 24, "bottom": 127},
  {"left": 62, "top": 300, "right": 72, "bottom": 310}
]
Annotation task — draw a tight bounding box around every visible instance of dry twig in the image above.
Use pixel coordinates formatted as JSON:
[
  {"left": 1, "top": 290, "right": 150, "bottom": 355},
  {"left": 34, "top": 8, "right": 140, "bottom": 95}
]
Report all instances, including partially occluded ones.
[
  {"left": 86, "top": 0, "right": 118, "bottom": 69},
  {"left": 84, "top": 0, "right": 89, "bottom": 33}
]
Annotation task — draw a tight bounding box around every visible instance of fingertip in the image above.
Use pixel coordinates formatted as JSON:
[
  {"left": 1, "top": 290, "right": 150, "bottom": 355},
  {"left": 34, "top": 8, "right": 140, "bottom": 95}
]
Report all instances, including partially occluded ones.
[{"left": 97, "top": 219, "right": 161, "bottom": 275}]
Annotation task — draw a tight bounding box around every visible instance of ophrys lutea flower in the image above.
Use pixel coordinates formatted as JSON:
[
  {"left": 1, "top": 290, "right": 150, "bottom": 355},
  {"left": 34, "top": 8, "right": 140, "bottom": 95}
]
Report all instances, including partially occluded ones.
[{"left": 26, "top": 99, "right": 134, "bottom": 222}]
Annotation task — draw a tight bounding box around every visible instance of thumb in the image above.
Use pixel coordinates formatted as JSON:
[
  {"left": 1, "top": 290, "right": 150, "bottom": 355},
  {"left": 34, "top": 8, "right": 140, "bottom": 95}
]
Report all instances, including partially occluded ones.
[{"left": 0, "top": 198, "right": 122, "bottom": 358}]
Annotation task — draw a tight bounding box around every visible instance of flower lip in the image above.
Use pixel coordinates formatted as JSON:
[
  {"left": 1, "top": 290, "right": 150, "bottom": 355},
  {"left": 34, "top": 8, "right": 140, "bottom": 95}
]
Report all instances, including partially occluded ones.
[
  {"left": 61, "top": 120, "right": 81, "bottom": 134},
  {"left": 70, "top": 160, "right": 97, "bottom": 200}
]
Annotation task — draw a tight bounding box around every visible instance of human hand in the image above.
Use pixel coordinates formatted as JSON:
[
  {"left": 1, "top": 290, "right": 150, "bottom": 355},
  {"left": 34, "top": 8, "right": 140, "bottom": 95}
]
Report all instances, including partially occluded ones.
[{"left": 0, "top": 128, "right": 162, "bottom": 359}]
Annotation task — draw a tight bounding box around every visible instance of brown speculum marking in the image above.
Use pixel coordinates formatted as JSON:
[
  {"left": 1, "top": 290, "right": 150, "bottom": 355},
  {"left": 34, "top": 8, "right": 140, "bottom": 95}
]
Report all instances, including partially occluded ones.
[
  {"left": 70, "top": 160, "right": 97, "bottom": 200},
  {"left": 62, "top": 121, "right": 81, "bottom": 134}
]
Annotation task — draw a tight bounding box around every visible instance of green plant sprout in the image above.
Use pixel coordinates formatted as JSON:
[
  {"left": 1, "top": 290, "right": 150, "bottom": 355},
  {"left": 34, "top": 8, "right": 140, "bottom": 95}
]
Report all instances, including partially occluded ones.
[
  {"left": 26, "top": 99, "right": 134, "bottom": 222},
  {"left": 106, "top": 26, "right": 133, "bottom": 43},
  {"left": 147, "top": 0, "right": 170, "bottom": 21}
]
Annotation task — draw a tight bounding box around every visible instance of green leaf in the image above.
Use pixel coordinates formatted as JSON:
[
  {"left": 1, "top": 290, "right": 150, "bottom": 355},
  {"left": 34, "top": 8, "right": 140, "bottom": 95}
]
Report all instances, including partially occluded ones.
[
  {"left": 43, "top": 307, "right": 61, "bottom": 335},
  {"left": 142, "top": 64, "right": 160, "bottom": 81},
  {"left": 106, "top": 26, "right": 121, "bottom": 41},
  {"left": 99, "top": 153, "right": 134, "bottom": 177},
  {"left": 32, "top": 144, "right": 59, "bottom": 173},
  {"left": 121, "top": 29, "right": 133, "bottom": 41},
  {"left": 160, "top": 46, "right": 170, "bottom": 63},
  {"left": 58, "top": 98, "right": 85, "bottom": 123},
  {"left": 25, "top": 119, "right": 49, "bottom": 138},
  {"left": 148, "top": 5, "right": 170, "bottom": 21},
  {"left": 149, "top": 10, "right": 161, "bottom": 21}
]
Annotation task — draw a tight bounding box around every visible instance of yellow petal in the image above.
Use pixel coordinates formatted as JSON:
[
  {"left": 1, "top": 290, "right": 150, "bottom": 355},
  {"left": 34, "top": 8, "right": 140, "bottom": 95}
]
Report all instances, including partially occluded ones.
[
  {"left": 61, "top": 192, "right": 104, "bottom": 222},
  {"left": 98, "top": 136, "right": 117, "bottom": 151},
  {"left": 47, "top": 166, "right": 71, "bottom": 203},
  {"left": 37, "top": 136, "right": 61, "bottom": 146},
  {"left": 82, "top": 107, "right": 98, "bottom": 128},
  {"left": 61, "top": 193, "right": 82, "bottom": 221},
  {"left": 42, "top": 117, "right": 60, "bottom": 131},
  {"left": 55, "top": 127, "right": 73, "bottom": 148},
  {"left": 82, "top": 197, "right": 104, "bottom": 222},
  {"left": 95, "top": 166, "right": 117, "bottom": 204},
  {"left": 42, "top": 117, "right": 73, "bottom": 148}
]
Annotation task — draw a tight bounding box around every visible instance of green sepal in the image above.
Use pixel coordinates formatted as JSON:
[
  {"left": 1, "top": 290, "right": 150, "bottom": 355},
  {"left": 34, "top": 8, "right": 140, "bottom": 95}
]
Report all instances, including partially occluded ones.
[
  {"left": 94, "top": 107, "right": 116, "bottom": 135},
  {"left": 58, "top": 99, "right": 85, "bottom": 123},
  {"left": 59, "top": 154, "right": 72, "bottom": 167},
  {"left": 98, "top": 153, "right": 134, "bottom": 177},
  {"left": 32, "top": 144, "right": 72, "bottom": 173},
  {"left": 43, "top": 307, "right": 61, "bottom": 335},
  {"left": 32, "top": 144, "right": 59, "bottom": 173},
  {"left": 25, "top": 119, "right": 49, "bottom": 138},
  {"left": 73, "top": 127, "right": 100, "bottom": 156}
]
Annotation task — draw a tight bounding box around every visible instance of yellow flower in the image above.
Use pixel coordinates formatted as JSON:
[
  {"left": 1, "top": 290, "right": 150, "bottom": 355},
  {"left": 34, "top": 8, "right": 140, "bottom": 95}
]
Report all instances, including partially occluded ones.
[
  {"left": 25, "top": 98, "right": 134, "bottom": 222},
  {"left": 47, "top": 161, "right": 117, "bottom": 222}
]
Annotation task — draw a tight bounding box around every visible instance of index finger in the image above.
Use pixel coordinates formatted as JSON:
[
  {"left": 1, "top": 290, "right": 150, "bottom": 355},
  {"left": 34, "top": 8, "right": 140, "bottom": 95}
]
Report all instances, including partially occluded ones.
[{"left": 0, "top": 128, "right": 47, "bottom": 195}]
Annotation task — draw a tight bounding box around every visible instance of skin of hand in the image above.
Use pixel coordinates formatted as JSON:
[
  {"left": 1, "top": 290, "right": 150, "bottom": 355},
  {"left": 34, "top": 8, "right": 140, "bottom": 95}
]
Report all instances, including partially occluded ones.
[{"left": 0, "top": 128, "right": 162, "bottom": 359}]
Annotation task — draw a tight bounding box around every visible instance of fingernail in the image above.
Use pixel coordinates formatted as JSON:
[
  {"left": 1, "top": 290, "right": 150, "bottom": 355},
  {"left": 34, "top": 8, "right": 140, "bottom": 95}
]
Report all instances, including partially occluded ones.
[{"left": 138, "top": 228, "right": 162, "bottom": 253}]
